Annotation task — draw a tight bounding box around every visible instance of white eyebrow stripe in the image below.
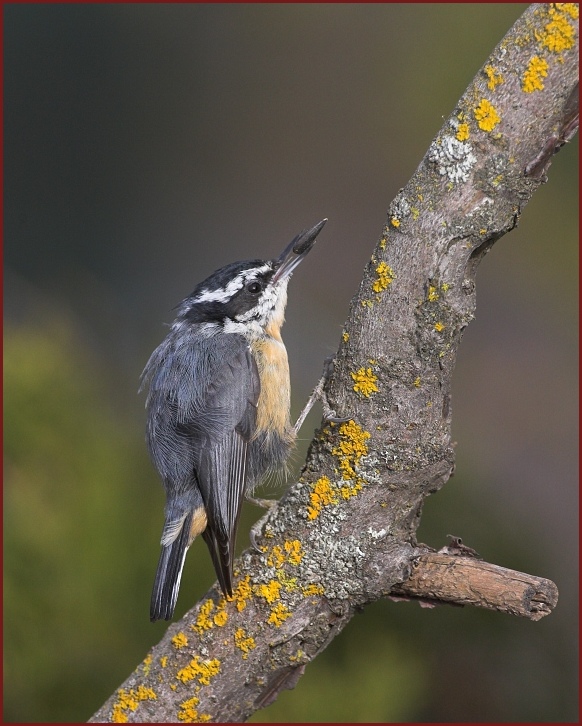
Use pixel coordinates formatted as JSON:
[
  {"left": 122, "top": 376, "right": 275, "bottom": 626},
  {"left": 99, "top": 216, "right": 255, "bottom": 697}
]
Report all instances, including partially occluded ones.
[
  {"left": 191, "top": 264, "right": 272, "bottom": 303},
  {"left": 193, "top": 273, "right": 246, "bottom": 303}
]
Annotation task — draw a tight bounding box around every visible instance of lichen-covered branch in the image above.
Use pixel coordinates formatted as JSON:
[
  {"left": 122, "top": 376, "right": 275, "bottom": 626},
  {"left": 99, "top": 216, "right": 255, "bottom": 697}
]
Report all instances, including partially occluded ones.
[{"left": 89, "top": 4, "right": 578, "bottom": 723}]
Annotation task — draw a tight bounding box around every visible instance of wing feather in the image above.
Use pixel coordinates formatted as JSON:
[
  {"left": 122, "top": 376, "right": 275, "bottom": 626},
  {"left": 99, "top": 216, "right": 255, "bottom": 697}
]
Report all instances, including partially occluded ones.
[
  {"left": 195, "top": 343, "right": 259, "bottom": 593},
  {"left": 142, "top": 328, "right": 260, "bottom": 597}
]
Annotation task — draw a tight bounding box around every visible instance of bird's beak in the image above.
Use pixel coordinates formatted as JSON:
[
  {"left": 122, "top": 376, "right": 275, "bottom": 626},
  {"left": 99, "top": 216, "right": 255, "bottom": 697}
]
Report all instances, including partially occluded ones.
[{"left": 272, "top": 218, "right": 327, "bottom": 283}]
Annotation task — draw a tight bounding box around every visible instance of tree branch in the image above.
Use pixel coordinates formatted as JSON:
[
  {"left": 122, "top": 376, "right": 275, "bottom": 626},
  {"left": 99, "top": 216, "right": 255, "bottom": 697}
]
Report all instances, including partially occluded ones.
[
  {"left": 390, "top": 548, "right": 559, "bottom": 621},
  {"left": 90, "top": 4, "right": 578, "bottom": 723}
]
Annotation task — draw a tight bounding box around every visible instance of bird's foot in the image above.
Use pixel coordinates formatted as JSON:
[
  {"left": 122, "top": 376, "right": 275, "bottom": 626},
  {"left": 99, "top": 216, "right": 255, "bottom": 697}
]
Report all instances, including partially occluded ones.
[
  {"left": 247, "top": 496, "right": 277, "bottom": 552},
  {"left": 293, "top": 355, "right": 351, "bottom": 435}
]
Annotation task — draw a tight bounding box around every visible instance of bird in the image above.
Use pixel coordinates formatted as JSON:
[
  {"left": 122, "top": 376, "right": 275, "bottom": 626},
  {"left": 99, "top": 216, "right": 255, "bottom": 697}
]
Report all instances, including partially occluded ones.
[{"left": 141, "top": 219, "right": 328, "bottom": 621}]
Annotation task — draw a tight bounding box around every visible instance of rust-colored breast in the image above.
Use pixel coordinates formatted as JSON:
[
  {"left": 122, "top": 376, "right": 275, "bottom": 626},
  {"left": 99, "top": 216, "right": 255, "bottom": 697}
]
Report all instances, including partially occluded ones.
[{"left": 252, "top": 334, "right": 291, "bottom": 437}]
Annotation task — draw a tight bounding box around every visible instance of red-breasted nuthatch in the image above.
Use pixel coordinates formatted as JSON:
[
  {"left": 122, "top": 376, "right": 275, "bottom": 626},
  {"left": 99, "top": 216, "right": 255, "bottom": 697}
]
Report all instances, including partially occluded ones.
[{"left": 141, "top": 219, "right": 327, "bottom": 621}]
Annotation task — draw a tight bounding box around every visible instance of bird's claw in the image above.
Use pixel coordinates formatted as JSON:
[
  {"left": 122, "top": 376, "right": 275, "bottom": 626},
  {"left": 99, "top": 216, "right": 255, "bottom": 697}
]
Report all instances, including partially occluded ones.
[
  {"left": 324, "top": 412, "right": 352, "bottom": 424},
  {"left": 247, "top": 496, "right": 277, "bottom": 553},
  {"left": 293, "top": 356, "right": 352, "bottom": 435}
]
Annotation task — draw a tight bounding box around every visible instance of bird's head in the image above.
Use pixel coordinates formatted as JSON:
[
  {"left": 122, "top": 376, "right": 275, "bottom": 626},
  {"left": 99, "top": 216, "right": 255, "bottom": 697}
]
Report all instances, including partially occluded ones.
[{"left": 175, "top": 219, "right": 327, "bottom": 337}]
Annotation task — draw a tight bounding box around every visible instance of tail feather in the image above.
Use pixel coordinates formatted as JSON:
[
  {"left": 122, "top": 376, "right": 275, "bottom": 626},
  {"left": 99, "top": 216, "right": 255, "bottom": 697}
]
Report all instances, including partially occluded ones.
[
  {"left": 150, "top": 511, "right": 193, "bottom": 621},
  {"left": 201, "top": 527, "right": 233, "bottom": 598}
]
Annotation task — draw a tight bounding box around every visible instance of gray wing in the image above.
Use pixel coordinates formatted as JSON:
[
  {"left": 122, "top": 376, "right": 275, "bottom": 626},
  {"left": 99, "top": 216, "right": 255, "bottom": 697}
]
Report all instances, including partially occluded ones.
[
  {"left": 194, "top": 339, "right": 259, "bottom": 595},
  {"left": 141, "top": 328, "right": 259, "bottom": 595}
]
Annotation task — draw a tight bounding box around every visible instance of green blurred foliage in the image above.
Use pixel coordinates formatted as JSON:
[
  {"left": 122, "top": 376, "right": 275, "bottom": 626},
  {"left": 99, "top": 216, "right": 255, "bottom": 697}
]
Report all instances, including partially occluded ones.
[
  {"left": 4, "top": 321, "right": 143, "bottom": 721},
  {"left": 250, "top": 618, "right": 427, "bottom": 723}
]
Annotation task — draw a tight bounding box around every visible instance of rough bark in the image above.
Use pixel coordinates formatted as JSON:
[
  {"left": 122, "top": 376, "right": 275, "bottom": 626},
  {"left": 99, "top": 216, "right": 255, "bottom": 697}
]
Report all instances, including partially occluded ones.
[
  {"left": 90, "top": 4, "right": 578, "bottom": 723},
  {"left": 390, "top": 546, "right": 560, "bottom": 621}
]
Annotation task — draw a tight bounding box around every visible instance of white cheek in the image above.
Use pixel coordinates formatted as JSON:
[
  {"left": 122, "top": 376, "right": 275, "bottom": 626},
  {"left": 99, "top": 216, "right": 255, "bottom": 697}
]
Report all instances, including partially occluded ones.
[
  {"left": 270, "top": 284, "right": 288, "bottom": 325},
  {"left": 223, "top": 319, "right": 263, "bottom": 337}
]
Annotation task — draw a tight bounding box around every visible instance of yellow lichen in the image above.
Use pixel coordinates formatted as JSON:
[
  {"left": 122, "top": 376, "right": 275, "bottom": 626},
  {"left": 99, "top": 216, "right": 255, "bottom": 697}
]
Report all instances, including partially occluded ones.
[
  {"left": 379, "top": 237, "right": 387, "bottom": 250},
  {"left": 213, "top": 609, "right": 228, "bottom": 627},
  {"left": 522, "top": 55, "right": 549, "bottom": 92},
  {"left": 342, "top": 331, "right": 349, "bottom": 343},
  {"left": 266, "top": 544, "right": 286, "bottom": 568},
  {"left": 361, "top": 299, "right": 374, "bottom": 309},
  {"left": 413, "top": 376, "right": 421, "bottom": 388},
  {"left": 474, "top": 99, "right": 501, "bottom": 131},
  {"left": 191, "top": 600, "right": 215, "bottom": 634},
  {"left": 177, "top": 696, "right": 211, "bottom": 723},
  {"left": 484, "top": 64, "right": 504, "bottom": 90},
  {"left": 112, "top": 693, "right": 136, "bottom": 723},
  {"left": 136, "top": 686, "right": 156, "bottom": 702},
  {"left": 390, "top": 217, "right": 401, "bottom": 228},
  {"left": 276, "top": 572, "right": 298, "bottom": 590},
  {"left": 289, "top": 649, "right": 306, "bottom": 663},
  {"left": 268, "top": 602, "right": 291, "bottom": 626},
  {"left": 172, "top": 632, "right": 189, "bottom": 649},
  {"left": 339, "top": 480, "right": 362, "bottom": 500},
  {"left": 441, "top": 283, "right": 450, "bottom": 292},
  {"left": 428, "top": 285, "right": 439, "bottom": 302},
  {"left": 176, "top": 656, "right": 220, "bottom": 686},
  {"left": 255, "top": 580, "right": 282, "bottom": 604},
  {"left": 301, "top": 583, "right": 325, "bottom": 596},
  {"left": 232, "top": 575, "right": 253, "bottom": 612},
  {"left": 265, "top": 541, "right": 303, "bottom": 569},
  {"left": 160, "top": 656, "right": 168, "bottom": 668},
  {"left": 372, "top": 261, "right": 395, "bottom": 293},
  {"left": 142, "top": 653, "right": 153, "bottom": 676},
  {"left": 284, "top": 539, "right": 304, "bottom": 565},
  {"left": 539, "top": 4, "right": 578, "bottom": 52},
  {"left": 455, "top": 122, "right": 470, "bottom": 141},
  {"left": 111, "top": 707, "right": 129, "bottom": 723},
  {"left": 351, "top": 367, "right": 379, "bottom": 398},
  {"left": 306, "top": 476, "right": 338, "bottom": 520},
  {"left": 306, "top": 422, "right": 370, "bottom": 519},
  {"left": 332, "top": 420, "right": 370, "bottom": 481},
  {"left": 434, "top": 322, "right": 445, "bottom": 332},
  {"left": 555, "top": 3, "right": 579, "bottom": 18},
  {"left": 111, "top": 686, "right": 157, "bottom": 723},
  {"left": 234, "top": 628, "right": 256, "bottom": 659}
]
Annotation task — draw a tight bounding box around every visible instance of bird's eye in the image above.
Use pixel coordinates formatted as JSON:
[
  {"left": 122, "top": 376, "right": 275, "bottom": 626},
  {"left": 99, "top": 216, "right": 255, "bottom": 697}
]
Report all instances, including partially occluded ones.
[{"left": 246, "top": 281, "right": 262, "bottom": 294}]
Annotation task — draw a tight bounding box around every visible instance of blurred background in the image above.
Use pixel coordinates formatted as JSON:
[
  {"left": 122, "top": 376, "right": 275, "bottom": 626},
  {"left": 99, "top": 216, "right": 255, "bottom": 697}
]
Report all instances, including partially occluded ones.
[{"left": 3, "top": 4, "right": 578, "bottom": 722}]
